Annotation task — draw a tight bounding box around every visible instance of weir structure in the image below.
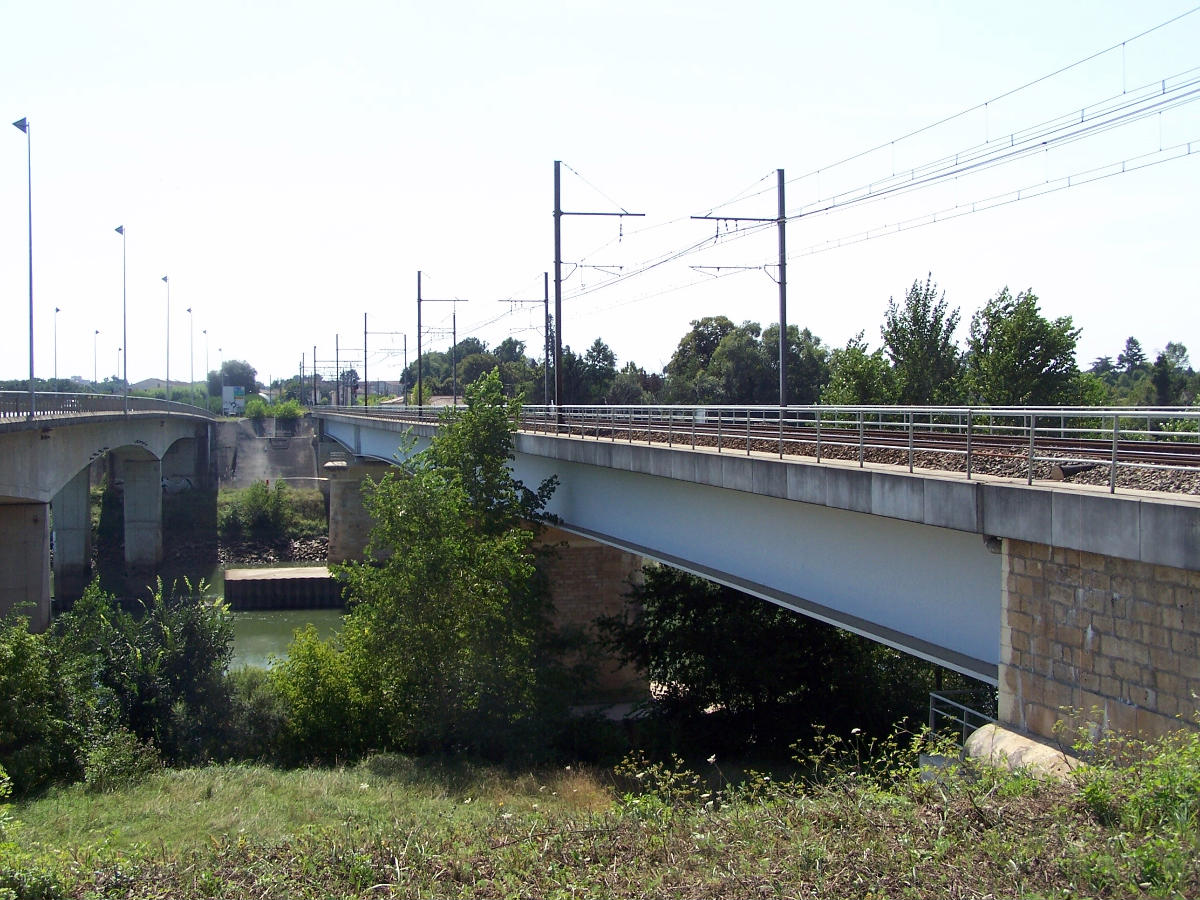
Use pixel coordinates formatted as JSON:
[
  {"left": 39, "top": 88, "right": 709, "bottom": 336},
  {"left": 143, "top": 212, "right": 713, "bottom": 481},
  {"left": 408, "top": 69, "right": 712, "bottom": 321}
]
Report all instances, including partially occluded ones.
[{"left": 314, "top": 404, "right": 1200, "bottom": 745}]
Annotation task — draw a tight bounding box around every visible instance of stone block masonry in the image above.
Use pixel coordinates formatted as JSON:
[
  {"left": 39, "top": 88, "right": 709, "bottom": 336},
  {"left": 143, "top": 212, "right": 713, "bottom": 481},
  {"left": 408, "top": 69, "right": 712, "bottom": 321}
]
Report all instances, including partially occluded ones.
[{"left": 1001, "top": 539, "right": 1200, "bottom": 741}]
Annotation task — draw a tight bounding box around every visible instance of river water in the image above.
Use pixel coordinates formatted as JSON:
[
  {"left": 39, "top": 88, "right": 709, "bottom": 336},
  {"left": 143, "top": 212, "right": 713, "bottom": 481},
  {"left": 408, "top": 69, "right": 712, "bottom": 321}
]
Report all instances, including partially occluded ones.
[{"left": 230, "top": 607, "right": 344, "bottom": 669}]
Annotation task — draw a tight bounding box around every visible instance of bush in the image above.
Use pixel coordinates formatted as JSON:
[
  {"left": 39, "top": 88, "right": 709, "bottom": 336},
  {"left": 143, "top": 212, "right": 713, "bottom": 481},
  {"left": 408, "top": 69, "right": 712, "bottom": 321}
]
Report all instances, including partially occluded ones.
[
  {"left": 271, "top": 399, "right": 303, "bottom": 421},
  {"left": 245, "top": 397, "right": 268, "bottom": 421},
  {"left": 218, "top": 667, "right": 287, "bottom": 762},
  {"left": 0, "top": 616, "right": 84, "bottom": 795},
  {"left": 269, "top": 626, "right": 373, "bottom": 765},
  {"left": 83, "top": 727, "right": 161, "bottom": 793},
  {"left": 218, "top": 482, "right": 290, "bottom": 543}
]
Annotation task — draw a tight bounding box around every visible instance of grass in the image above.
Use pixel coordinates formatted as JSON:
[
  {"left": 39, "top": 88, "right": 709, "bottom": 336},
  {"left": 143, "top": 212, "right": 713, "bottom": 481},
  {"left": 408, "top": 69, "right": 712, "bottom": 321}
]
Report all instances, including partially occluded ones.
[{"left": 5, "top": 727, "right": 1200, "bottom": 898}]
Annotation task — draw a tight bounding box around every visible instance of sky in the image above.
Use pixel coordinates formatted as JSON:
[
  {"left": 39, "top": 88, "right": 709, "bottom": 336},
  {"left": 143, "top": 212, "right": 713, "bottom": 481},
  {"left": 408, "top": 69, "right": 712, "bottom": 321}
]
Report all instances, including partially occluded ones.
[{"left": 2, "top": 0, "right": 1198, "bottom": 392}]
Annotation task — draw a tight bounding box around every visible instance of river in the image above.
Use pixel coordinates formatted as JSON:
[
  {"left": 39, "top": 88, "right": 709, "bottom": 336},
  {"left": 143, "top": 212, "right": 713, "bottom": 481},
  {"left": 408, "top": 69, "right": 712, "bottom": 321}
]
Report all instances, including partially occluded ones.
[{"left": 230, "top": 607, "right": 344, "bottom": 669}]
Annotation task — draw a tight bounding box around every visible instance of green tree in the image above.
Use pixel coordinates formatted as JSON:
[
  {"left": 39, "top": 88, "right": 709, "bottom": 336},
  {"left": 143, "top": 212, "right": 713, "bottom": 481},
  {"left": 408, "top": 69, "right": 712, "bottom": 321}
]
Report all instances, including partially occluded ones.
[
  {"left": 217, "top": 360, "right": 258, "bottom": 393},
  {"left": 1117, "top": 337, "right": 1148, "bottom": 375},
  {"left": 710, "top": 322, "right": 770, "bottom": 404},
  {"left": 332, "top": 371, "right": 564, "bottom": 756},
  {"left": 965, "top": 288, "right": 1081, "bottom": 405},
  {"left": 763, "top": 323, "right": 830, "bottom": 405},
  {"left": 665, "top": 316, "right": 736, "bottom": 381},
  {"left": 597, "top": 565, "right": 956, "bottom": 747},
  {"left": 821, "top": 332, "right": 896, "bottom": 405},
  {"left": 881, "top": 274, "right": 962, "bottom": 403}
]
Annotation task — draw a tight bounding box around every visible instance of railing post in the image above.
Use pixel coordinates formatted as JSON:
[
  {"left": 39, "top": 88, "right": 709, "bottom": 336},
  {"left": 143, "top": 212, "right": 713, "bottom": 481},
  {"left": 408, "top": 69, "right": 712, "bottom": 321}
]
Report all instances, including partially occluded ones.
[
  {"left": 907, "top": 411, "right": 914, "bottom": 473},
  {"left": 1110, "top": 414, "right": 1120, "bottom": 493},
  {"left": 815, "top": 409, "right": 822, "bottom": 462},
  {"left": 717, "top": 409, "right": 722, "bottom": 452},
  {"left": 1027, "top": 414, "right": 1036, "bottom": 485},
  {"left": 746, "top": 408, "right": 751, "bottom": 456},
  {"left": 691, "top": 409, "right": 696, "bottom": 450},
  {"left": 858, "top": 411, "right": 864, "bottom": 468},
  {"left": 667, "top": 408, "right": 673, "bottom": 447},
  {"left": 966, "top": 409, "right": 973, "bottom": 480},
  {"left": 779, "top": 408, "right": 784, "bottom": 459}
]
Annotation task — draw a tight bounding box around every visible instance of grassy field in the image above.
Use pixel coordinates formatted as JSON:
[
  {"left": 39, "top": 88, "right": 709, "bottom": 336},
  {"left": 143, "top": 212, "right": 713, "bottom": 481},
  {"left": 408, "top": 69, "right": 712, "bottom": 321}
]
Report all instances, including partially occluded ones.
[{"left": 4, "top": 730, "right": 1199, "bottom": 899}]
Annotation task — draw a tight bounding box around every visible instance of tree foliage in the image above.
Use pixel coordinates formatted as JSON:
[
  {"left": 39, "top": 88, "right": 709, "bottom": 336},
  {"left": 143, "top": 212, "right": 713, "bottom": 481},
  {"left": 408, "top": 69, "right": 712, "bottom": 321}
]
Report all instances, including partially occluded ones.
[
  {"left": 965, "top": 288, "right": 1081, "bottom": 405},
  {"left": 597, "top": 565, "right": 963, "bottom": 749},
  {"left": 881, "top": 274, "right": 962, "bottom": 403},
  {"left": 328, "top": 370, "right": 566, "bottom": 757}
]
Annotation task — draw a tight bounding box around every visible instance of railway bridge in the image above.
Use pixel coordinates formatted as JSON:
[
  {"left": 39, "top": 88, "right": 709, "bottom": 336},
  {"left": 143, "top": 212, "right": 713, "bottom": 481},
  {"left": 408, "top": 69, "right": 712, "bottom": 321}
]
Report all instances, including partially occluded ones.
[
  {"left": 315, "top": 403, "right": 1200, "bottom": 744},
  {"left": 0, "top": 393, "right": 214, "bottom": 629}
]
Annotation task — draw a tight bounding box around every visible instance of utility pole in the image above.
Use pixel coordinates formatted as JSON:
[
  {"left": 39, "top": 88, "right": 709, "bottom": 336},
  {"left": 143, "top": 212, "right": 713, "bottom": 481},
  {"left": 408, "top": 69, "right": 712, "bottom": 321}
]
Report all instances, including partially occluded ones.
[
  {"left": 553, "top": 160, "right": 643, "bottom": 408},
  {"left": 313, "top": 344, "right": 318, "bottom": 406},
  {"left": 496, "top": 271, "right": 551, "bottom": 405},
  {"left": 416, "top": 270, "right": 467, "bottom": 412},
  {"left": 335, "top": 335, "right": 340, "bottom": 405},
  {"left": 692, "top": 167, "right": 789, "bottom": 406},
  {"left": 363, "top": 313, "right": 368, "bottom": 407}
]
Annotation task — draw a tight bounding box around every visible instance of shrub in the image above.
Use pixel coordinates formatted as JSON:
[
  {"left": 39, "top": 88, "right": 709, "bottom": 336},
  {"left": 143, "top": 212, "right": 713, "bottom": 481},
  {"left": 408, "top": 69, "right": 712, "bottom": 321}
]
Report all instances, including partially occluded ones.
[
  {"left": 0, "top": 616, "right": 84, "bottom": 795},
  {"left": 245, "top": 397, "right": 268, "bottom": 421},
  {"left": 218, "top": 667, "right": 286, "bottom": 762},
  {"left": 83, "top": 727, "right": 161, "bottom": 793},
  {"left": 271, "top": 398, "right": 303, "bottom": 421}
]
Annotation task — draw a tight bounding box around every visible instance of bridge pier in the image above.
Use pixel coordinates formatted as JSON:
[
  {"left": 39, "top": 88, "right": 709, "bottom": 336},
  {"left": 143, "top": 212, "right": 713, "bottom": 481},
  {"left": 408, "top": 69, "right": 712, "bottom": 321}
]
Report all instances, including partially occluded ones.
[
  {"left": 323, "top": 457, "right": 392, "bottom": 564},
  {"left": 1000, "top": 539, "right": 1200, "bottom": 742},
  {"left": 51, "top": 468, "right": 92, "bottom": 604},
  {"left": 121, "top": 456, "right": 163, "bottom": 571},
  {"left": 0, "top": 502, "right": 51, "bottom": 630}
]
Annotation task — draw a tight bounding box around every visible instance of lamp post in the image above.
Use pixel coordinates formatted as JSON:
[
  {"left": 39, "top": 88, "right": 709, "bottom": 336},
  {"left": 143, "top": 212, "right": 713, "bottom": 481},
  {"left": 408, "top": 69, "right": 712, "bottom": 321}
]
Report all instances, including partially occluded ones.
[
  {"left": 93, "top": 330, "right": 99, "bottom": 388},
  {"left": 53, "top": 306, "right": 60, "bottom": 385},
  {"left": 187, "top": 306, "right": 194, "bottom": 406},
  {"left": 12, "top": 117, "right": 33, "bottom": 416},
  {"left": 115, "top": 226, "right": 127, "bottom": 413},
  {"left": 203, "top": 329, "right": 209, "bottom": 410},
  {"left": 161, "top": 275, "right": 170, "bottom": 403},
  {"left": 116, "top": 347, "right": 121, "bottom": 389}
]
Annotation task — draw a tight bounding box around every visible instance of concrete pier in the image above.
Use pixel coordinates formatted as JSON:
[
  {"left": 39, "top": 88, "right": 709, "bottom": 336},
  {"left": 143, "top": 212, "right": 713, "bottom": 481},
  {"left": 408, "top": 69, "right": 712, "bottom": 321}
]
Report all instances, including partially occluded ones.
[{"left": 224, "top": 566, "right": 343, "bottom": 610}]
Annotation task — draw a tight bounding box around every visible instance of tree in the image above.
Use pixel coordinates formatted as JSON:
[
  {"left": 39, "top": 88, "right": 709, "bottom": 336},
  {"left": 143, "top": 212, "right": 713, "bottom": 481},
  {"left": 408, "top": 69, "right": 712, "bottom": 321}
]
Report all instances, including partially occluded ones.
[
  {"left": 495, "top": 337, "right": 526, "bottom": 364},
  {"left": 665, "top": 316, "right": 736, "bottom": 382},
  {"left": 821, "top": 332, "right": 896, "bottom": 405},
  {"left": 881, "top": 275, "right": 962, "bottom": 403},
  {"left": 763, "top": 323, "right": 830, "bottom": 405},
  {"left": 965, "top": 288, "right": 1081, "bottom": 405},
  {"left": 331, "top": 370, "right": 565, "bottom": 756},
  {"left": 583, "top": 338, "right": 617, "bottom": 402},
  {"left": 218, "top": 360, "right": 258, "bottom": 393},
  {"left": 709, "top": 322, "right": 770, "bottom": 403},
  {"left": 597, "top": 565, "right": 957, "bottom": 748},
  {"left": 1117, "top": 337, "right": 1148, "bottom": 375}
]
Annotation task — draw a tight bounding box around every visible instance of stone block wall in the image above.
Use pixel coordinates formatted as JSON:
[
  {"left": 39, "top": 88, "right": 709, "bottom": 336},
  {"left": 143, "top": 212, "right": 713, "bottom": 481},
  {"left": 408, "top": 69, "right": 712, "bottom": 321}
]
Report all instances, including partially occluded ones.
[
  {"left": 1000, "top": 538, "right": 1200, "bottom": 741},
  {"left": 534, "top": 526, "right": 646, "bottom": 699}
]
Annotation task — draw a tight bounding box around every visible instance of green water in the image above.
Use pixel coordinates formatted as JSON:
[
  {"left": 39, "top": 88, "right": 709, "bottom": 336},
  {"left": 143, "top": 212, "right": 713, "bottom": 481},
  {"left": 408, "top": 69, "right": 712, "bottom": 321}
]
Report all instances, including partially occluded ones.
[{"left": 230, "top": 608, "right": 344, "bottom": 669}]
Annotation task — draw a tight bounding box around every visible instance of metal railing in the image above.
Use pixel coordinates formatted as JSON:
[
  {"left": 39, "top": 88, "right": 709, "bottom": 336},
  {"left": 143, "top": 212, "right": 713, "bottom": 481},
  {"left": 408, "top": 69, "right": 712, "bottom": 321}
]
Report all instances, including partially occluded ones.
[
  {"left": 0, "top": 391, "right": 216, "bottom": 421},
  {"left": 929, "top": 689, "right": 998, "bottom": 747},
  {"left": 317, "top": 402, "right": 1200, "bottom": 494}
]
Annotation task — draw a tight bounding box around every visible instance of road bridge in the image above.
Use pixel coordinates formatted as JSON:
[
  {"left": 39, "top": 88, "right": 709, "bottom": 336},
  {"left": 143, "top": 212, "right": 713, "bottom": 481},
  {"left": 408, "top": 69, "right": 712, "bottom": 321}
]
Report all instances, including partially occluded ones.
[
  {"left": 0, "top": 393, "right": 215, "bottom": 628},
  {"left": 315, "top": 403, "right": 1200, "bottom": 744}
]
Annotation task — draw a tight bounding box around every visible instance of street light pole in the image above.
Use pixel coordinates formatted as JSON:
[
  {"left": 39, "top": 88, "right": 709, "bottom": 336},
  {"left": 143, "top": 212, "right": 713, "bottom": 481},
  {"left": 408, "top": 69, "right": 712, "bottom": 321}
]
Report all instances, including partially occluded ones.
[
  {"left": 203, "top": 329, "right": 209, "bottom": 410},
  {"left": 93, "top": 330, "right": 99, "bottom": 388},
  {"left": 13, "top": 117, "right": 33, "bottom": 417},
  {"left": 161, "top": 275, "right": 170, "bottom": 403},
  {"left": 53, "top": 306, "right": 60, "bottom": 385},
  {"left": 187, "top": 306, "right": 194, "bottom": 406},
  {"left": 115, "top": 226, "right": 128, "bottom": 413}
]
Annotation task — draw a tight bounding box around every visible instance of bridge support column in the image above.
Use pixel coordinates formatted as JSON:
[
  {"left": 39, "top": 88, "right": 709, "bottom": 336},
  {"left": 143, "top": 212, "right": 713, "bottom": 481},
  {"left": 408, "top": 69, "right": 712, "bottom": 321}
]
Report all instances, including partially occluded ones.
[
  {"left": 0, "top": 502, "right": 51, "bottom": 630},
  {"left": 323, "top": 458, "right": 391, "bottom": 564},
  {"left": 51, "top": 468, "right": 92, "bottom": 604},
  {"left": 535, "top": 526, "right": 646, "bottom": 699},
  {"left": 122, "top": 457, "right": 163, "bottom": 570},
  {"left": 1000, "top": 539, "right": 1200, "bottom": 743}
]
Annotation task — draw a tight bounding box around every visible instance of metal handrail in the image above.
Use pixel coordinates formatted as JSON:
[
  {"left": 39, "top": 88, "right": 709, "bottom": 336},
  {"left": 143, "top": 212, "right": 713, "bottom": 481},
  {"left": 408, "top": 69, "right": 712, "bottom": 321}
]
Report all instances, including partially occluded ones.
[
  {"left": 929, "top": 689, "right": 998, "bottom": 748},
  {"left": 317, "top": 402, "right": 1200, "bottom": 494},
  {"left": 0, "top": 391, "right": 216, "bottom": 421}
]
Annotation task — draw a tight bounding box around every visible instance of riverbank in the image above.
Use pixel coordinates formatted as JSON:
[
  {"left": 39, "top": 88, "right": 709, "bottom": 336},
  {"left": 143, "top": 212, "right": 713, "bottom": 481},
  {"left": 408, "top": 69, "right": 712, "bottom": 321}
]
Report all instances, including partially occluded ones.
[{"left": 6, "top": 727, "right": 1199, "bottom": 898}]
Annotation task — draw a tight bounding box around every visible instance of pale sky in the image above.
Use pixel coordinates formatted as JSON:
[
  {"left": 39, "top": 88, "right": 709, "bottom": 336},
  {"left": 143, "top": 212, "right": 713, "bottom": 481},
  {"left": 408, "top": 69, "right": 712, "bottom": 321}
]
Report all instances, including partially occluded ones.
[{"left": 3, "top": 1, "right": 1198, "bottom": 391}]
